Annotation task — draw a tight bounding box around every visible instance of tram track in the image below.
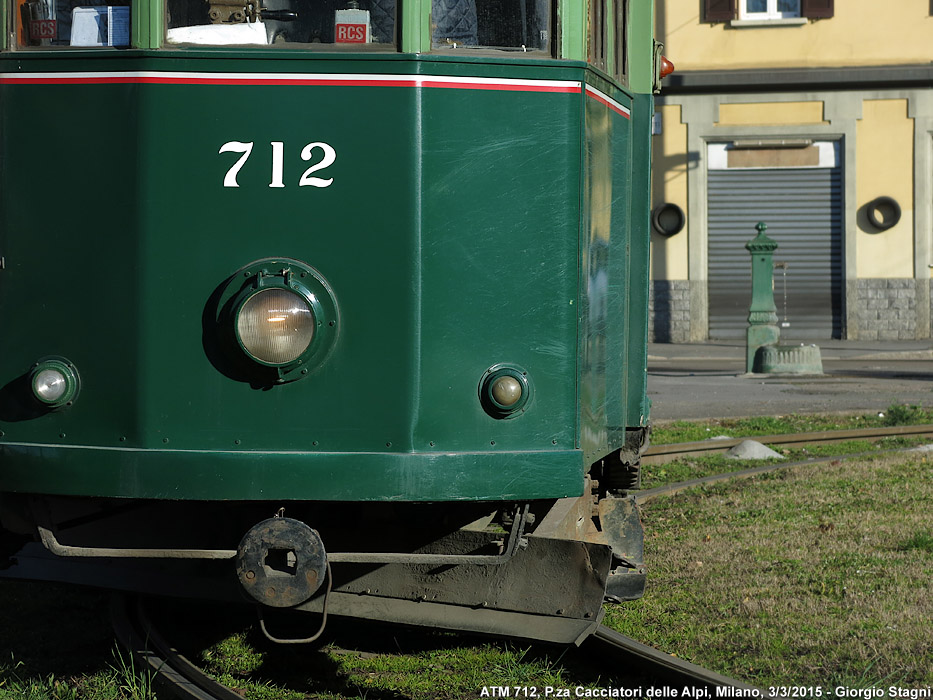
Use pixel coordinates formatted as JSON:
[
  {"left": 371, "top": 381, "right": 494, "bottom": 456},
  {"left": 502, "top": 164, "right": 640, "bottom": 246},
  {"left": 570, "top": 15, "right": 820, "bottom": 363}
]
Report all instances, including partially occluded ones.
[
  {"left": 586, "top": 626, "right": 762, "bottom": 693},
  {"left": 110, "top": 595, "right": 245, "bottom": 700},
  {"left": 642, "top": 423, "right": 933, "bottom": 465},
  {"left": 111, "top": 592, "right": 761, "bottom": 700}
]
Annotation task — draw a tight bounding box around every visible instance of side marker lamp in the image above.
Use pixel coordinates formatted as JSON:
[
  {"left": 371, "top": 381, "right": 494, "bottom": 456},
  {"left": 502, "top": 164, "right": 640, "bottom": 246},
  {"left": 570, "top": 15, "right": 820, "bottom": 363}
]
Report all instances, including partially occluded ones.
[
  {"left": 652, "top": 41, "right": 674, "bottom": 93},
  {"left": 30, "top": 357, "right": 80, "bottom": 409},
  {"left": 480, "top": 364, "right": 532, "bottom": 419}
]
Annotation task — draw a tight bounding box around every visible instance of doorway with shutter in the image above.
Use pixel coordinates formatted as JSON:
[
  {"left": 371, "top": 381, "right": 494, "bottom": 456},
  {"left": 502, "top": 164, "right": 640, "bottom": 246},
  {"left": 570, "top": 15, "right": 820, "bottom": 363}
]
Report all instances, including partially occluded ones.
[{"left": 706, "top": 140, "right": 843, "bottom": 339}]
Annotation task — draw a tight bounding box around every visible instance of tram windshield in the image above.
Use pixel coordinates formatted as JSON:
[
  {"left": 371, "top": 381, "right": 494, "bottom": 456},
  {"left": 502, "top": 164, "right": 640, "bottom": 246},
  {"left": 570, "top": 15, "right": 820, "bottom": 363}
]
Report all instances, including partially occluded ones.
[
  {"left": 166, "top": 0, "right": 397, "bottom": 47},
  {"left": 14, "top": 0, "right": 131, "bottom": 46},
  {"left": 9, "top": 0, "right": 552, "bottom": 50},
  {"left": 431, "top": 0, "right": 550, "bottom": 52}
]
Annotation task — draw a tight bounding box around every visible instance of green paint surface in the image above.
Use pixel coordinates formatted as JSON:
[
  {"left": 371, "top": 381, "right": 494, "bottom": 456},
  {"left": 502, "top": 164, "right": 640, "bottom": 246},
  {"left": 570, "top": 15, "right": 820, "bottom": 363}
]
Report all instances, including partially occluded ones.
[{"left": 0, "top": 2, "right": 654, "bottom": 501}]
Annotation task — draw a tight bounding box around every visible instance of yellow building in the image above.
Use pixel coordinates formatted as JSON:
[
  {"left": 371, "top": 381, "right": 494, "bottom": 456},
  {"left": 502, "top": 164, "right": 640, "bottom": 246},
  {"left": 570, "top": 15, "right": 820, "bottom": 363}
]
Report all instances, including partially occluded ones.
[{"left": 651, "top": 0, "right": 933, "bottom": 341}]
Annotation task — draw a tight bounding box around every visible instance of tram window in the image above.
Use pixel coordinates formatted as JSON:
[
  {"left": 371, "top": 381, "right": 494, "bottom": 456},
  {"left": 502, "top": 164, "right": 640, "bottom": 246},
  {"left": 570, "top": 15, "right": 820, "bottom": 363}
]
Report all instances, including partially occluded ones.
[
  {"left": 612, "top": 0, "right": 627, "bottom": 81},
  {"left": 587, "top": 0, "right": 607, "bottom": 70},
  {"left": 431, "top": 0, "right": 551, "bottom": 53},
  {"left": 15, "top": 0, "right": 131, "bottom": 47},
  {"left": 165, "top": 0, "right": 396, "bottom": 47}
]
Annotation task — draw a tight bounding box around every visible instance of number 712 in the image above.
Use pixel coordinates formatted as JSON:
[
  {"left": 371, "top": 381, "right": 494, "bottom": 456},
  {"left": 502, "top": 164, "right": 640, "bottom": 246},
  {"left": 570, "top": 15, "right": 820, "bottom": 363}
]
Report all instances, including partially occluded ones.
[{"left": 219, "top": 141, "right": 337, "bottom": 188}]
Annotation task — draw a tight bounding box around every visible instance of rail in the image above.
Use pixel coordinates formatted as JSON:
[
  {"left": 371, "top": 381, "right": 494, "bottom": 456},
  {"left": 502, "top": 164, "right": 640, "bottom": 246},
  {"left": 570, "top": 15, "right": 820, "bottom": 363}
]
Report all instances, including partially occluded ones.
[
  {"left": 642, "top": 423, "right": 933, "bottom": 465},
  {"left": 587, "top": 625, "right": 762, "bottom": 692},
  {"left": 110, "top": 595, "right": 246, "bottom": 700},
  {"left": 112, "top": 594, "right": 761, "bottom": 700}
]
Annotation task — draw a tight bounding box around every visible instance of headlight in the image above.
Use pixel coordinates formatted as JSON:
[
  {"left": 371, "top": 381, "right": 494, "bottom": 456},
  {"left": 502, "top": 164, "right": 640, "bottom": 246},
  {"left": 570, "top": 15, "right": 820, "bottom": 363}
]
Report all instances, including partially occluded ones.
[
  {"left": 30, "top": 357, "right": 80, "bottom": 409},
  {"left": 214, "top": 259, "right": 339, "bottom": 385},
  {"left": 236, "top": 288, "right": 315, "bottom": 365}
]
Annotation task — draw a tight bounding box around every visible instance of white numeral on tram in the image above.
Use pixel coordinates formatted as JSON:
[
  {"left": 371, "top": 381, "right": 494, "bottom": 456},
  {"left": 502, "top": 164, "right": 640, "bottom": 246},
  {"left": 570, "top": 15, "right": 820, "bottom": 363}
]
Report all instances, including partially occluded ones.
[
  {"left": 219, "top": 140, "right": 336, "bottom": 189},
  {"left": 299, "top": 142, "right": 336, "bottom": 188},
  {"left": 219, "top": 141, "right": 254, "bottom": 188},
  {"left": 269, "top": 141, "right": 285, "bottom": 188}
]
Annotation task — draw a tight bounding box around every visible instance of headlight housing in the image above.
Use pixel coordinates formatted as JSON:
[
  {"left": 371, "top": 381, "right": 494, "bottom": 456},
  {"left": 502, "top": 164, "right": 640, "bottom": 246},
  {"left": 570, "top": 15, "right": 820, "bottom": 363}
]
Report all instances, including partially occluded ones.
[{"left": 216, "top": 259, "right": 339, "bottom": 384}]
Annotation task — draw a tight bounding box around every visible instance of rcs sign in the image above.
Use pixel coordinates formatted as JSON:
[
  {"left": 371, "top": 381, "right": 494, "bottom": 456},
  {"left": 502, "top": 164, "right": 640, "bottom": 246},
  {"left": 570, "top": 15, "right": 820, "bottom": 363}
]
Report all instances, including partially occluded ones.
[
  {"left": 29, "top": 19, "right": 56, "bottom": 40},
  {"left": 335, "top": 23, "right": 366, "bottom": 42}
]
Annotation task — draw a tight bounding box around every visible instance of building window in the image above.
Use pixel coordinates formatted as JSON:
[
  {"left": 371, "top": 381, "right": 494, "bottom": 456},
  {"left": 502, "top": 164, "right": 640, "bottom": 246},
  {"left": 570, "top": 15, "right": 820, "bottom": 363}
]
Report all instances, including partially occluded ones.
[
  {"left": 704, "top": 0, "right": 831, "bottom": 22},
  {"left": 739, "top": 0, "right": 800, "bottom": 20}
]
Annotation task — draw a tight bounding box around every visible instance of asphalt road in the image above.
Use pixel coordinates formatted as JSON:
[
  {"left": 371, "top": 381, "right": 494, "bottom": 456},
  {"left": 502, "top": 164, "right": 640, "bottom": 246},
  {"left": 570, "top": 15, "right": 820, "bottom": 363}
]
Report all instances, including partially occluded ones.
[{"left": 647, "top": 340, "right": 933, "bottom": 421}]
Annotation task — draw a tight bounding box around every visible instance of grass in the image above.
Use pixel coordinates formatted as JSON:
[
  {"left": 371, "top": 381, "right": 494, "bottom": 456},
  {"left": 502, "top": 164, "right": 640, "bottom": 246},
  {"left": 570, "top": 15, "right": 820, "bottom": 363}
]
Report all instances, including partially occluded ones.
[
  {"left": 898, "top": 531, "right": 933, "bottom": 554},
  {"left": 0, "top": 583, "right": 156, "bottom": 700},
  {"left": 643, "top": 402, "right": 933, "bottom": 490},
  {"left": 166, "top": 614, "right": 617, "bottom": 699},
  {"left": 640, "top": 436, "right": 929, "bottom": 490},
  {"left": 651, "top": 403, "right": 933, "bottom": 445},
  {"left": 606, "top": 452, "right": 933, "bottom": 689}
]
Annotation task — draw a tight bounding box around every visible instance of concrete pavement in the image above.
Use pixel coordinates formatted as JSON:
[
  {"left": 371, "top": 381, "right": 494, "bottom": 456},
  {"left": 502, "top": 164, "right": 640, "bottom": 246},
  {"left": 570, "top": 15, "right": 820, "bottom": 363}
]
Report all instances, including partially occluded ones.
[{"left": 647, "top": 339, "right": 933, "bottom": 421}]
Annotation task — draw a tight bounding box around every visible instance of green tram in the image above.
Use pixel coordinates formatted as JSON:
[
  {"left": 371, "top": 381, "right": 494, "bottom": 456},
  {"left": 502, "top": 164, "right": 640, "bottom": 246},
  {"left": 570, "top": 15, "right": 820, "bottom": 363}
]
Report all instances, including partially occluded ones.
[{"left": 0, "top": 0, "right": 663, "bottom": 644}]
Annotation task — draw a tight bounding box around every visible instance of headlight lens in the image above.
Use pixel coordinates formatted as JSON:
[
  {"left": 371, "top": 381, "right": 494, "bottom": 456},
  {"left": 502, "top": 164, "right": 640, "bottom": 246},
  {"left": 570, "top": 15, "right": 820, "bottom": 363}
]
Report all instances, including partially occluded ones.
[
  {"left": 479, "top": 364, "right": 532, "bottom": 419},
  {"left": 491, "top": 375, "right": 523, "bottom": 407},
  {"left": 214, "top": 259, "right": 340, "bottom": 384},
  {"left": 29, "top": 357, "right": 80, "bottom": 409},
  {"left": 236, "top": 288, "right": 315, "bottom": 365},
  {"left": 33, "top": 369, "right": 68, "bottom": 403}
]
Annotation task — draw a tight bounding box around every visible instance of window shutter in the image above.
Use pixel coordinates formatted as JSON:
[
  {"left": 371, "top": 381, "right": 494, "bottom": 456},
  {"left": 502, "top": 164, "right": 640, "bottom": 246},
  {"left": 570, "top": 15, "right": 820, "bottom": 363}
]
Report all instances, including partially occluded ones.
[
  {"left": 703, "top": 0, "right": 735, "bottom": 22},
  {"left": 801, "top": 0, "right": 833, "bottom": 18}
]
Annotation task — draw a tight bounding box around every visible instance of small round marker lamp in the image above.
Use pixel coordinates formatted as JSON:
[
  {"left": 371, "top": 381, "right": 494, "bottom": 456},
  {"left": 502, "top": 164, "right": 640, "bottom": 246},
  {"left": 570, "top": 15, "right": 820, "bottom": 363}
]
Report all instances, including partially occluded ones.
[
  {"left": 479, "top": 364, "right": 532, "bottom": 419},
  {"left": 30, "top": 357, "right": 80, "bottom": 409}
]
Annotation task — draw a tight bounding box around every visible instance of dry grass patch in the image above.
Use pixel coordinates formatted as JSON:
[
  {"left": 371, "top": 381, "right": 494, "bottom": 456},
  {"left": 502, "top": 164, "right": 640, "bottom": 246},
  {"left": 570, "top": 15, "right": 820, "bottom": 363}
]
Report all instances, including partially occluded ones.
[
  {"left": 606, "top": 452, "right": 933, "bottom": 688},
  {"left": 651, "top": 404, "right": 933, "bottom": 445}
]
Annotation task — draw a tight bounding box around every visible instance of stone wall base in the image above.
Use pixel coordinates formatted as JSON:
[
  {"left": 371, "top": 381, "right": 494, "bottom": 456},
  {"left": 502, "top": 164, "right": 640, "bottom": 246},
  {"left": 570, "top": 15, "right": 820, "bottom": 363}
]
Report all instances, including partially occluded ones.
[
  {"left": 649, "top": 280, "right": 692, "bottom": 343},
  {"left": 853, "top": 279, "right": 919, "bottom": 340},
  {"left": 650, "top": 278, "right": 933, "bottom": 342}
]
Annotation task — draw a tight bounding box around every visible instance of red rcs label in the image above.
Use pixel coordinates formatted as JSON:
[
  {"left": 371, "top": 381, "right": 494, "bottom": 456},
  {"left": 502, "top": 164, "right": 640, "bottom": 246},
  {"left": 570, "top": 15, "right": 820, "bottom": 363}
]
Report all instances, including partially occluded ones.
[
  {"left": 29, "top": 19, "right": 56, "bottom": 39},
  {"left": 335, "top": 23, "right": 366, "bottom": 42}
]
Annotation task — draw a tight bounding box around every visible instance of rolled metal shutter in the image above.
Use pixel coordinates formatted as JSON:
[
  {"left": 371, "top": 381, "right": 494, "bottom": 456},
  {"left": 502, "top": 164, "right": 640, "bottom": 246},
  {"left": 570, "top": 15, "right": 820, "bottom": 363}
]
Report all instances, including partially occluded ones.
[{"left": 707, "top": 166, "right": 842, "bottom": 339}]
